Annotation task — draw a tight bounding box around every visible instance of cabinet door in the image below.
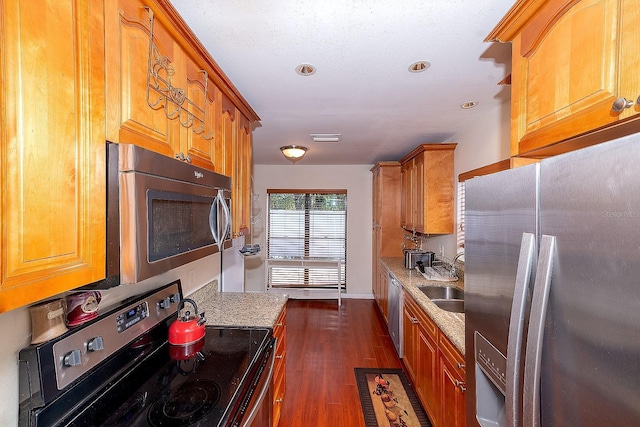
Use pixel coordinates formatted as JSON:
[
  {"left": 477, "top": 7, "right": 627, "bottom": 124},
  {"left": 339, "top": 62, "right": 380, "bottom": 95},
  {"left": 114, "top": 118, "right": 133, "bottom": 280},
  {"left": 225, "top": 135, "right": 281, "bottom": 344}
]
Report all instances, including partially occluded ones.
[
  {"left": 413, "top": 153, "right": 425, "bottom": 232},
  {"left": 417, "top": 323, "right": 439, "bottom": 425},
  {"left": 512, "top": 0, "right": 621, "bottom": 154},
  {"left": 617, "top": 0, "right": 640, "bottom": 121},
  {"left": 401, "top": 296, "right": 418, "bottom": 381},
  {"left": 400, "top": 162, "right": 412, "bottom": 229},
  {"left": 216, "top": 99, "right": 236, "bottom": 177},
  {"left": 234, "top": 114, "right": 252, "bottom": 236},
  {"left": 105, "top": 0, "right": 180, "bottom": 156},
  {"left": 272, "top": 308, "right": 286, "bottom": 427},
  {"left": 1, "top": 0, "right": 106, "bottom": 312},
  {"left": 421, "top": 149, "right": 455, "bottom": 234},
  {"left": 377, "top": 262, "right": 389, "bottom": 322},
  {"left": 182, "top": 54, "right": 215, "bottom": 170},
  {"left": 439, "top": 334, "right": 466, "bottom": 427},
  {"left": 440, "top": 354, "right": 466, "bottom": 427}
]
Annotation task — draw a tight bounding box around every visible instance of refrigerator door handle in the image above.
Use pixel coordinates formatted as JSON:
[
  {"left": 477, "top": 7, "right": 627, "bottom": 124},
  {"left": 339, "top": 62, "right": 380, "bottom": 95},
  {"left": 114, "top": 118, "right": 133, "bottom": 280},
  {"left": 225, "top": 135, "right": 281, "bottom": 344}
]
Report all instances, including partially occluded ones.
[
  {"left": 506, "top": 232, "right": 536, "bottom": 427},
  {"left": 523, "top": 235, "right": 556, "bottom": 427}
]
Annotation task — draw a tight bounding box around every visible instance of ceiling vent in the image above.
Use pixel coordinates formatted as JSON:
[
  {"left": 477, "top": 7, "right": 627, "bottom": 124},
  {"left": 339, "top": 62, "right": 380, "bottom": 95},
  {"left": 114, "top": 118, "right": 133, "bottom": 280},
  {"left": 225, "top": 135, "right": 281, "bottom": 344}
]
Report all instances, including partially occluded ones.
[{"left": 310, "top": 134, "right": 341, "bottom": 143}]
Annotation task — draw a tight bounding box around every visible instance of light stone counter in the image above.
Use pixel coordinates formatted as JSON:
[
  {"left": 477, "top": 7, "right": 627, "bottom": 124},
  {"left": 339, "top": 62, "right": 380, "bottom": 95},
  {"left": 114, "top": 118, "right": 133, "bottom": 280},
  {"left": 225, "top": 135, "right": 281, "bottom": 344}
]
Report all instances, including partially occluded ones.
[
  {"left": 188, "top": 280, "right": 288, "bottom": 328},
  {"left": 380, "top": 257, "right": 465, "bottom": 355}
]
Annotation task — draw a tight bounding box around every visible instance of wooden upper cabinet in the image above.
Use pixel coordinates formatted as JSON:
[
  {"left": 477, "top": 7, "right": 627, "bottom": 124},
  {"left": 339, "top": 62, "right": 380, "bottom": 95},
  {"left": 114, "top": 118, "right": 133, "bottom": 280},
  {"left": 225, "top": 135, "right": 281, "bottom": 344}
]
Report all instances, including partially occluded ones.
[
  {"left": 488, "top": 0, "right": 640, "bottom": 157},
  {"left": 105, "top": 0, "right": 181, "bottom": 159},
  {"left": 105, "top": 0, "right": 259, "bottom": 173},
  {"left": 1, "top": 0, "right": 107, "bottom": 312},
  {"left": 235, "top": 114, "right": 253, "bottom": 237},
  {"left": 400, "top": 144, "right": 456, "bottom": 235}
]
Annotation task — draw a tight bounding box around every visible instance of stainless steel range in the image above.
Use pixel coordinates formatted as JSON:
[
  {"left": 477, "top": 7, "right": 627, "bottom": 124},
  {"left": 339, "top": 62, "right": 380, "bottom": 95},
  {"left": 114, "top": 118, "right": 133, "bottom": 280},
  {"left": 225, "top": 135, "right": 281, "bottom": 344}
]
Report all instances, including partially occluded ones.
[{"left": 18, "top": 280, "right": 274, "bottom": 427}]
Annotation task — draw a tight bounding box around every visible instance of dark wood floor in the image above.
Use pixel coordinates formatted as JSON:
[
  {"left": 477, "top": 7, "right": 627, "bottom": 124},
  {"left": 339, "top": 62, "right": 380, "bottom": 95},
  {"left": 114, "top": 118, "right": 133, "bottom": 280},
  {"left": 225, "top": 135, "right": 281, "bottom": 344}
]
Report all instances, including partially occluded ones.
[{"left": 278, "top": 298, "right": 403, "bottom": 427}]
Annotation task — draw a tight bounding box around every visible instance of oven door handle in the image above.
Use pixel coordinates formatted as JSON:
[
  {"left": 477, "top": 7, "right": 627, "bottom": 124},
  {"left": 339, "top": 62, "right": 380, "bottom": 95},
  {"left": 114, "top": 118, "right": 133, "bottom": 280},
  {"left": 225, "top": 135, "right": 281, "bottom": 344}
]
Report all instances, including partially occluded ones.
[
  {"left": 241, "top": 340, "right": 276, "bottom": 427},
  {"left": 209, "top": 196, "right": 220, "bottom": 245}
]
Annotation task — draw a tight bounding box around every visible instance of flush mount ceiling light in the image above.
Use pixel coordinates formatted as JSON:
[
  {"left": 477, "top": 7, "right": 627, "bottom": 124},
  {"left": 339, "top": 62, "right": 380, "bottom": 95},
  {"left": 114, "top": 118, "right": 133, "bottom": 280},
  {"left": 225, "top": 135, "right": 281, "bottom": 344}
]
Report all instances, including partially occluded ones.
[
  {"left": 280, "top": 145, "right": 308, "bottom": 163},
  {"left": 408, "top": 61, "right": 431, "bottom": 73},
  {"left": 295, "top": 64, "right": 316, "bottom": 76},
  {"left": 460, "top": 101, "right": 479, "bottom": 109},
  {"left": 310, "top": 134, "right": 341, "bottom": 143}
]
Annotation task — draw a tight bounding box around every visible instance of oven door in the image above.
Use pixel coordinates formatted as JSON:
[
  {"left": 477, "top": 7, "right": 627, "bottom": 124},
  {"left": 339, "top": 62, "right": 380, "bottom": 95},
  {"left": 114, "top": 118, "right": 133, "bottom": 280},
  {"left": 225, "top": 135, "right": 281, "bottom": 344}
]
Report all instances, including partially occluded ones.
[{"left": 120, "top": 171, "right": 218, "bottom": 283}]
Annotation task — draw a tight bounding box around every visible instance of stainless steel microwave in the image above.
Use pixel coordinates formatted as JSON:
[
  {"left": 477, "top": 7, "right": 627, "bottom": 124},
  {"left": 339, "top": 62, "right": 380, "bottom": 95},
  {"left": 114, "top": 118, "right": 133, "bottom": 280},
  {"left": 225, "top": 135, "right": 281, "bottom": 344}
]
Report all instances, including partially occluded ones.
[{"left": 102, "top": 143, "right": 232, "bottom": 285}]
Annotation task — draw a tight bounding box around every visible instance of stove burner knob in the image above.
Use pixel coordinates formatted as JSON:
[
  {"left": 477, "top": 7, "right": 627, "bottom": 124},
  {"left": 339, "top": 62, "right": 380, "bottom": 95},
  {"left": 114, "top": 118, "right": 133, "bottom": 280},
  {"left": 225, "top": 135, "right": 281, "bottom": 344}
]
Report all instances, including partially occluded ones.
[
  {"left": 87, "top": 336, "right": 104, "bottom": 352},
  {"left": 158, "top": 297, "right": 172, "bottom": 309},
  {"left": 63, "top": 349, "right": 82, "bottom": 367},
  {"left": 170, "top": 293, "right": 180, "bottom": 303}
]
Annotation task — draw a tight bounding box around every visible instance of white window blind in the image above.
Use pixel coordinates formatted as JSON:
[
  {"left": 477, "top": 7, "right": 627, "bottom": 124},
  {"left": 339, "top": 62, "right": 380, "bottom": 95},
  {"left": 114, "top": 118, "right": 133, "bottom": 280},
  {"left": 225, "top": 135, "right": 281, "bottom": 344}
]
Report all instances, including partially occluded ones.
[{"left": 267, "top": 191, "right": 347, "bottom": 289}]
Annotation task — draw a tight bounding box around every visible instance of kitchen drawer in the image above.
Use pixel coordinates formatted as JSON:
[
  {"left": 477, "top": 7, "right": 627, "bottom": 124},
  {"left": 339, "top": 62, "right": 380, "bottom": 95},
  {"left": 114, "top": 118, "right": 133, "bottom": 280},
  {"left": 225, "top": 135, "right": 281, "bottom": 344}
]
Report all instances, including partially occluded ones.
[
  {"left": 407, "top": 293, "right": 438, "bottom": 338},
  {"left": 439, "top": 332, "right": 465, "bottom": 377}
]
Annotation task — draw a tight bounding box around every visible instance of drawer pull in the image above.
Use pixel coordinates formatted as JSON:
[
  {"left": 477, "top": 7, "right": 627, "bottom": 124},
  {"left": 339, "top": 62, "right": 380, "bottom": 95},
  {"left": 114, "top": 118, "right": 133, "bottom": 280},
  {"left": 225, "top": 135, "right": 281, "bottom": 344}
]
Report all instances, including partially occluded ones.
[
  {"left": 276, "top": 354, "right": 284, "bottom": 359},
  {"left": 456, "top": 362, "right": 465, "bottom": 369},
  {"left": 454, "top": 379, "right": 467, "bottom": 392},
  {"left": 410, "top": 316, "right": 419, "bottom": 324},
  {"left": 276, "top": 398, "right": 283, "bottom": 403}
]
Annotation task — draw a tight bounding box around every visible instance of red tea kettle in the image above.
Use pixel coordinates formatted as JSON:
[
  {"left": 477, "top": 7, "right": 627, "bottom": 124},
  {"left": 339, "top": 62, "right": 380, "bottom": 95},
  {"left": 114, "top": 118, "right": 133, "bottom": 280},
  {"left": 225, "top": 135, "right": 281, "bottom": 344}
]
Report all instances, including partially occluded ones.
[{"left": 168, "top": 299, "right": 206, "bottom": 360}]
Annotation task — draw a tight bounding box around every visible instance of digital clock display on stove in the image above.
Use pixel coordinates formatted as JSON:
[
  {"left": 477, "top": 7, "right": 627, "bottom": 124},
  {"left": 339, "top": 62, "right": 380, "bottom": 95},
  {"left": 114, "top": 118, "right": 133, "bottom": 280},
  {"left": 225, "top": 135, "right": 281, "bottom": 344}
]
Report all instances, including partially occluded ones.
[{"left": 116, "top": 302, "right": 149, "bottom": 333}]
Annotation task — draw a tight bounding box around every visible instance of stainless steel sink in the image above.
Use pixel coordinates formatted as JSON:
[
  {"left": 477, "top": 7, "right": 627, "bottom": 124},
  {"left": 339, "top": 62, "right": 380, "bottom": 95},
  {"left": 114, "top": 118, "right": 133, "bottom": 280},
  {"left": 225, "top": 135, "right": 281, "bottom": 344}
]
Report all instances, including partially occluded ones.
[
  {"left": 418, "top": 285, "right": 464, "bottom": 300},
  {"left": 432, "top": 299, "right": 465, "bottom": 313}
]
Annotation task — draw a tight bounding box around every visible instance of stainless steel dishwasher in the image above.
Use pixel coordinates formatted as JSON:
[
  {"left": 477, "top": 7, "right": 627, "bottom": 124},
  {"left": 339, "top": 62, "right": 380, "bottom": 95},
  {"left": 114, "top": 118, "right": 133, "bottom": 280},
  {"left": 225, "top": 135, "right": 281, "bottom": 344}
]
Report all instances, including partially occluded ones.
[{"left": 387, "top": 272, "right": 403, "bottom": 357}]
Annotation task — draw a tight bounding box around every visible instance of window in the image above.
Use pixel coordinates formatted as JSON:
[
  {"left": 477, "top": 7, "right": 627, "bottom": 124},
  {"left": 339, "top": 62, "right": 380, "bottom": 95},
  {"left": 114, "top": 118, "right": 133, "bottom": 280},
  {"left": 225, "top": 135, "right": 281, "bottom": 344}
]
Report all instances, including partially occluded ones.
[
  {"left": 456, "top": 181, "right": 465, "bottom": 256},
  {"left": 267, "top": 190, "right": 347, "bottom": 289}
]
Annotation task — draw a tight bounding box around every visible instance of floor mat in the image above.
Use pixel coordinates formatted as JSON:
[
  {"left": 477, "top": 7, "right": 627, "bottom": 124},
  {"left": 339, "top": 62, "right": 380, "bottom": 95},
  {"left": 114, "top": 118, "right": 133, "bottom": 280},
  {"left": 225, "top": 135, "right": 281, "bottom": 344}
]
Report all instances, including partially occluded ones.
[{"left": 354, "top": 368, "right": 432, "bottom": 426}]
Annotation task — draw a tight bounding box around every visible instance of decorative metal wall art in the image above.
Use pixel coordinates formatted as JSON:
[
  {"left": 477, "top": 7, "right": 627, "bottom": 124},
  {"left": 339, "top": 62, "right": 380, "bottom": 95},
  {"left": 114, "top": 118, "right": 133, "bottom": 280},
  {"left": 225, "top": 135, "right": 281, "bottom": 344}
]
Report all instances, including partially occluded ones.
[{"left": 146, "top": 8, "right": 213, "bottom": 140}]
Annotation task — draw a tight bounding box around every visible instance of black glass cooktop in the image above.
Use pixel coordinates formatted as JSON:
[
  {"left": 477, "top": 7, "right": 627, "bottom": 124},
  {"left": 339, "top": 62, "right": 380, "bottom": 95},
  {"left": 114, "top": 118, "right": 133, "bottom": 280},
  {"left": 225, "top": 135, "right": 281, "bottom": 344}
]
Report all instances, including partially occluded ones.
[{"left": 65, "top": 327, "right": 271, "bottom": 427}]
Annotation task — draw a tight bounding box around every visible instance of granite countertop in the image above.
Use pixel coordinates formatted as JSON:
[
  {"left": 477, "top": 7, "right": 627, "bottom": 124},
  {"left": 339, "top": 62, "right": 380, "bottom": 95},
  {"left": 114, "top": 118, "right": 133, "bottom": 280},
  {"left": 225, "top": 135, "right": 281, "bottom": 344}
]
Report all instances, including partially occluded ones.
[
  {"left": 189, "top": 281, "right": 288, "bottom": 328},
  {"left": 380, "top": 257, "right": 465, "bottom": 355}
]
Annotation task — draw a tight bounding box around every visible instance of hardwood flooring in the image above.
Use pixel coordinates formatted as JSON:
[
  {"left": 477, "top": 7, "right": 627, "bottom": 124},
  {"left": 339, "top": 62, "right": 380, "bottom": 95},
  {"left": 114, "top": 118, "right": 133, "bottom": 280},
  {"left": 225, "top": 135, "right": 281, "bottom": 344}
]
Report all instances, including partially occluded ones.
[{"left": 278, "top": 298, "right": 403, "bottom": 427}]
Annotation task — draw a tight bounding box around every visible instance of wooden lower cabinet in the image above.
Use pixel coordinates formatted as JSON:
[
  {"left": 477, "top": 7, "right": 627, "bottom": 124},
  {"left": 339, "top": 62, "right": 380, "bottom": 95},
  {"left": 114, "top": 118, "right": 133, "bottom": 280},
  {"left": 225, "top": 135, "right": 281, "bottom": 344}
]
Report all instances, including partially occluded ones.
[
  {"left": 374, "top": 261, "right": 389, "bottom": 323},
  {"left": 403, "top": 291, "right": 466, "bottom": 427},
  {"left": 272, "top": 307, "right": 286, "bottom": 427},
  {"left": 439, "top": 333, "right": 466, "bottom": 427}
]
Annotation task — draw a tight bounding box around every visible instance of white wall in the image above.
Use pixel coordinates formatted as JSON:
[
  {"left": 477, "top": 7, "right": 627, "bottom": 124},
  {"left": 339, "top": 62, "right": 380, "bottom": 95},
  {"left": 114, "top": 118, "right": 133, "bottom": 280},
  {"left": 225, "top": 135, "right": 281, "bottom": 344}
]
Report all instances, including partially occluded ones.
[
  {"left": 0, "top": 253, "right": 220, "bottom": 426},
  {"left": 421, "top": 101, "right": 511, "bottom": 258},
  {"left": 245, "top": 164, "right": 373, "bottom": 298}
]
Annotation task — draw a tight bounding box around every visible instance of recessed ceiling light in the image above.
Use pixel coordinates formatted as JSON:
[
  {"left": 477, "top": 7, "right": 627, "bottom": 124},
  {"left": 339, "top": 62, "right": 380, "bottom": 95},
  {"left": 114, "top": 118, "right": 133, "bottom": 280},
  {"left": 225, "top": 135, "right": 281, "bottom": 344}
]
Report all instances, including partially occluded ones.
[
  {"left": 310, "top": 134, "right": 341, "bottom": 143},
  {"left": 460, "top": 101, "right": 479, "bottom": 109},
  {"left": 408, "top": 61, "right": 431, "bottom": 73},
  {"left": 295, "top": 64, "right": 316, "bottom": 76}
]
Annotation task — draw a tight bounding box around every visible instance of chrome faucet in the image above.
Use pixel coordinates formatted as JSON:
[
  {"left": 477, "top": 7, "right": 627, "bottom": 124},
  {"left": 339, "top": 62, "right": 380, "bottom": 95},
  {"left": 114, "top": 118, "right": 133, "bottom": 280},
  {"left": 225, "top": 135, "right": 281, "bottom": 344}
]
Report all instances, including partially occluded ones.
[{"left": 449, "top": 252, "right": 464, "bottom": 277}]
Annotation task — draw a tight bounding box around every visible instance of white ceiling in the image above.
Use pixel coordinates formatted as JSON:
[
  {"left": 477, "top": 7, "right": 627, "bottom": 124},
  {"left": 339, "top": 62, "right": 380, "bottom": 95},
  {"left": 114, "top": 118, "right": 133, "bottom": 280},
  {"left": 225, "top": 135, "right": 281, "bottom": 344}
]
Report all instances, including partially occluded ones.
[{"left": 169, "top": 0, "right": 514, "bottom": 165}]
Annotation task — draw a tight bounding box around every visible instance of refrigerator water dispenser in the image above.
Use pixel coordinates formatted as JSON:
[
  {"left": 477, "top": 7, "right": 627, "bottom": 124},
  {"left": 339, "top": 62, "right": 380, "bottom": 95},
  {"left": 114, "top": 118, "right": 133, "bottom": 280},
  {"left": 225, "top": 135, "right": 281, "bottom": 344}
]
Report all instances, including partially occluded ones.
[{"left": 475, "top": 332, "right": 507, "bottom": 427}]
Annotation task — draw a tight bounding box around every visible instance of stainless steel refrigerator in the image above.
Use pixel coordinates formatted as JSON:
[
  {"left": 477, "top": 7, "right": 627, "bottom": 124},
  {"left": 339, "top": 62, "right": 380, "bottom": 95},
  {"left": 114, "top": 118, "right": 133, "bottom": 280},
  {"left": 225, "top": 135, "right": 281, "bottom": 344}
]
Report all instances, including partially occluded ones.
[{"left": 465, "top": 133, "right": 640, "bottom": 427}]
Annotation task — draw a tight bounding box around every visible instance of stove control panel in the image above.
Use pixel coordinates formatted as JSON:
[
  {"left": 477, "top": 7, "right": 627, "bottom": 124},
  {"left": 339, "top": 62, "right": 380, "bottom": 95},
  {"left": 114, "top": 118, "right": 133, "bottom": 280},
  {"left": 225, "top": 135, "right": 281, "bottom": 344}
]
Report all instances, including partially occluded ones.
[
  {"left": 116, "top": 302, "right": 149, "bottom": 333},
  {"left": 51, "top": 281, "right": 181, "bottom": 390}
]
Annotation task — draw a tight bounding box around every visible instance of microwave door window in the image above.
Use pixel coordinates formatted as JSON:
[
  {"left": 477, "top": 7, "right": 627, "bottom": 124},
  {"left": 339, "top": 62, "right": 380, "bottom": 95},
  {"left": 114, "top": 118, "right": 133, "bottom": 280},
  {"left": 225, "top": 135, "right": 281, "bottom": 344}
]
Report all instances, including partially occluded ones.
[{"left": 147, "top": 190, "right": 215, "bottom": 261}]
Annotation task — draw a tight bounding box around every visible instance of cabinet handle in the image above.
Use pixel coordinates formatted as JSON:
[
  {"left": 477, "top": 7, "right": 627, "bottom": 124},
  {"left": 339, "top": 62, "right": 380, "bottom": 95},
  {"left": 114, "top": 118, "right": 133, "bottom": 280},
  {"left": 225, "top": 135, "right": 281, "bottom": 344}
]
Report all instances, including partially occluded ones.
[
  {"left": 454, "top": 379, "right": 467, "bottom": 392},
  {"left": 456, "top": 362, "right": 465, "bottom": 369},
  {"left": 276, "top": 398, "right": 283, "bottom": 403},
  {"left": 276, "top": 323, "right": 284, "bottom": 327},
  {"left": 410, "top": 316, "right": 419, "bottom": 324},
  {"left": 175, "top": 152, "right": 193, "bottom": 163},
  {"left": 612, "top": 97, "right": 634, "bottom": 112},
  {"left": 276, "top": 354, "right": 284, "bottom": 359}
]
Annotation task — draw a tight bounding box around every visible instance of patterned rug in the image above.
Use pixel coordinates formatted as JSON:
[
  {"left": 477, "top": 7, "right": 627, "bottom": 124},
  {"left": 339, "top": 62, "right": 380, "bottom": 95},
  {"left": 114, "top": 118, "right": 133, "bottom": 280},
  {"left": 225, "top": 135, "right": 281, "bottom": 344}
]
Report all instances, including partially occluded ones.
[{"left": 354, "top": 368, "right": 432, "bottom": 427}]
